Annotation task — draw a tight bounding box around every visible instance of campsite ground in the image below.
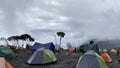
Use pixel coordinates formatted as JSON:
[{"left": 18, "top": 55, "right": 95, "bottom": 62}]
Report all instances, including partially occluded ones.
[{"left": 8, "top": 48, "right": 120, "bottom": 68}]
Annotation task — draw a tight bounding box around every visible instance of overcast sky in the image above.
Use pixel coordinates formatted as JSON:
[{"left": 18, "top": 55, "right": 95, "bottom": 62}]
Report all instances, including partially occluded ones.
[{"left": 0, "top": 0, "right": 120, "bottom": 48}]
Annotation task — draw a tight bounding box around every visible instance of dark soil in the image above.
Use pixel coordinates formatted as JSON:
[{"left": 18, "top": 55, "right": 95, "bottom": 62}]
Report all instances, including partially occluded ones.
[{"left": 7, "top": 48, "right": 120, "bottom": 68}]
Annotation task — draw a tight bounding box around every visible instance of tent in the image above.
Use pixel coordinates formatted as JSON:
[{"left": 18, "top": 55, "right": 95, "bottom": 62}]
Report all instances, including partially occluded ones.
[
  {"left": 0, "top": 57, "right": 13, "bottom": 68},
  {"left": 110, "top": 49, "right": 117, "bottom": 53},
  {"left": 99, "top": 48, "right": 102, "bottom": 52},
  {"left": 69, "top": 48, "right": 75, "bottom": 53},
  {"left": 79, "top": 45, "right": 85, "bottom": 52},
  {"left": 83, "top": 44, "right": 101, "bottom": 55},
  {"left": 31, "top": 42, "right": 55, "bottom": 53},
  {"left": 0, "top": 46, "right": 15, "bottom": 60},
  {"left": 118, "top": 49, "right": 120, "bottom": 53},
  {"left": 91, "top": 44, "right": 101, "bottom": 55},
  {"left": 83, "top": 44, "right": 92, "bottom": 53},
  {"left": 110, "top": 49, "right": 117, "bottom": 55},
  {"left": 101, "top": 52, "right": 112, "bottom": 63},
  {"left": 103, "top": 49, "right": 108, "bottom": 53},
  {"left": 27, "top": 48, "right": 57, "bottom": 64},
  {"left": 76, "top": 50, "right": 107, "bottom": 68}
]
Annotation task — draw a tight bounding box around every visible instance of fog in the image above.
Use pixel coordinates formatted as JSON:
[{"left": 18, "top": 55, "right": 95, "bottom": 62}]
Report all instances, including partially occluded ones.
[{"left": 0, "top": 0, "right": 120, "bottom": 49}]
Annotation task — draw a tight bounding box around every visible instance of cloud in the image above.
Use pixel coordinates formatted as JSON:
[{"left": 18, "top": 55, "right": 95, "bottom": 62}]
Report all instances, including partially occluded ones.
[
  {"left": 1, "top": 0, "right": 120, "bottom": 48},
  {"left": 0, "top": 0, "right": 34, "bottom": 35}
]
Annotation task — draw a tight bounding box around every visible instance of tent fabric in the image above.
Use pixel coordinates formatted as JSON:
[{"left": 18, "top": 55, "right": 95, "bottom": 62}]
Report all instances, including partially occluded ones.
[
  {"left": 27, "top": 48, "right": 57, "bottom": 64},
  {"left": 79, "top": 45, "right": 85, "bottom": 52},
  {"left": 0, "top": 57, "right": 13, "bottom": 68},
  {"left": 43, "top": 49, "right": 56, "bottom": 63},
  {"left": 118, "top": 50, "right": 120, "bottom": 53},
  {"left": 110, "top": 49, "right": 117, "bottom": 55},
  {"left": 0, "top": 57, "right": 5, "bottom": 68},
  {"left": 83, "top": 44, "right": 92, "bottom": 53},
  {"left": 101, "top": 52, "right": 112, "bottom": 63},
  {"left": 103, "top": 49, "right": 108, "bottom": 53},
  {"left": 110, "top": 49, "right": 117, "bottom": 53},
  {"left": 91, "top": 44, "right": 101, "bottom": 55},
  {"left": 83, "top": 44, "right": 101, "bottom": 55},
  {"left": 77, "top": 54, "right": 99, "bottom": 68},
  {"left": 76, "top": 50, "right": 107, "bottom": 68},
  {"left": 99, "top": 48, "right": 102, "bottom": 52},
  {"left": 0, "top": 46, "right": 15, "bottom": 60},
  {"left": 31, "top": 42, "right": 55, "bottom": 53},
  {"left": 69, "top": 48, "right": 75, "bottom": 53}
]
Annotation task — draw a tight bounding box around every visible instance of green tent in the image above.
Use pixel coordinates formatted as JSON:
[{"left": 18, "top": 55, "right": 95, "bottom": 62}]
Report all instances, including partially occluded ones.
[
  {"left": 83, "top": 44, "right": 93, "bottom": 53},
  {"left": 0, "top": 45, "right": 15, "bottom": 60},
  {"left": 76, "top": 50, "right": 107, "bottom": 68},
  {"left": 83, "top": 43, "right": 101, "bottom": 55},
  {"left": 91, "top": 44, "right": 101, "bottom": 55},
  {"left": 27, "top": 48, "right": 57, "bottom": 64}
]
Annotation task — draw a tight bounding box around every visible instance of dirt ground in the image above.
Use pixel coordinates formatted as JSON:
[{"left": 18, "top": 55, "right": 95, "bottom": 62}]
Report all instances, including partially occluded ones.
[{"left": 7, "top": 48, "right": 120, "bottom": 68}]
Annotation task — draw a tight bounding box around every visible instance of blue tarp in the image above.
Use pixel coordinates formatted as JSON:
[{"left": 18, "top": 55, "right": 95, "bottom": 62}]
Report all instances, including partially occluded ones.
[{"left": 31, "top": 42, "right": 55, "bottom": 53}]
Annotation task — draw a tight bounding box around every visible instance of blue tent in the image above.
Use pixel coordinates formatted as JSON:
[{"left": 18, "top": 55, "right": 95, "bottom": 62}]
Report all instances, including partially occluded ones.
[{"left": 31, "top": 42, "right": 55, "bottom": 53}]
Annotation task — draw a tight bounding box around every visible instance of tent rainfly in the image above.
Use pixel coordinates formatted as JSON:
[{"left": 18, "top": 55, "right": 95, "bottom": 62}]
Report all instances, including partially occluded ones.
[
  {"left": 0, "top": 57, "right": 13, "bottom": 68},
  {"left": 27, "top": 48, "right": 57, "bottom": 64},
  {"left": 76, "top": 50, "right": 107, "bottom": 68}
]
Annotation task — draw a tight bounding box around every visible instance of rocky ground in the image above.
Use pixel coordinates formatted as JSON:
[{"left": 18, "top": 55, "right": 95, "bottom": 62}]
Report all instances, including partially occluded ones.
[{"left": 7, "top": 48, "right": 120, "bottom": 68}]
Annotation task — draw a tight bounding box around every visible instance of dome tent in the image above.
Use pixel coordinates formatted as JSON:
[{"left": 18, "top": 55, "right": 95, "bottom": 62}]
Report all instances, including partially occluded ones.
[
  {"left": 76, "top": 50, "right": 107, "bottom": 68},
  {"left": 31, "top": 42, "right": 55, "bottom": 53},
  {"left": 0, "top": 46, "right": 15, "bottom": 60},
  {"left": 27, "top": 48, "right": 57, "bottom": 64},
  {"left": 110, "top": 49, "right": 117, "bottom": 55},
  {"left": 101, "top": 52, "right": 112, "bottom": 63},
  {"left": 0, "top": 57, "right": 13, "bottom": 68},
  {"left": 103, "top": 49, "right": 108, "bottom": 53}
]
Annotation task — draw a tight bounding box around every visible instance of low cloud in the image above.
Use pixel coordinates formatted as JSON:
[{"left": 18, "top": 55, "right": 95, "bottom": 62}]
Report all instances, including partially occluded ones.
[{"left": 0, "top": 0, "right": 120, "bottom": 48}]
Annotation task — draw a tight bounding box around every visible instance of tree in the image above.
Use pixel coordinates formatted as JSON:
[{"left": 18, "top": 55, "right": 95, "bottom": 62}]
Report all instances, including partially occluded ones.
[
  {"left": 19, "top": 34, "right": 31, "bottom": 40},
  {"left": 19, "top": 34, "right": 35, "bottom": 46},
  {"left": 19, "top": 34, "right": 35, "bottom": 41},
  {"left": 56, "top": 32, "right": 65, "bottom": 50},
  {"left": 29, "top": 37, "right": 35, "bottom": 42},
  {"left": 7, "top": 36, "right": 20, "bottom": 48},
  {"left": 7, "top": 34, "right": 35, "bottom": 49}
]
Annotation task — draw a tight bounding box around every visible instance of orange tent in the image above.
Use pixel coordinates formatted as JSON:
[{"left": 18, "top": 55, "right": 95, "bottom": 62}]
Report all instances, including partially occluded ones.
[
  {"left": 0, "top": 57, "right": 13, "bottom": 68},
  {"left": 101, "top": 52, "right": 112, "bottom": 63},
  {"left": 69, "top": 48, "right": 75, "bottom": 53}
]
